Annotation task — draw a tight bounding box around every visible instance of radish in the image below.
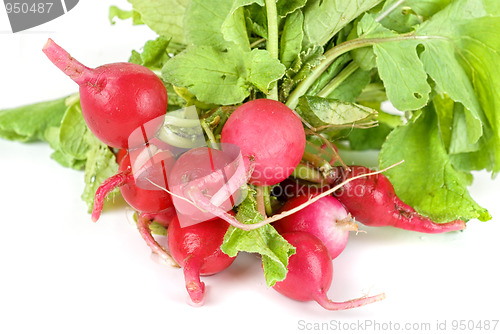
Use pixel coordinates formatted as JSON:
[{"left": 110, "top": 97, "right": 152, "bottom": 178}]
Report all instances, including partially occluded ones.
[
  {"left": 168, "top": 145, "right": 246, "bottom": 226},
  {"left": 221, "top": 99, "right": 306, "bottom": 186},
  {"left": 273, "top": 231, "right": 385, "bottom": 310},
  {"left": 167, "top": 215, "right": 236, "bottom": 305},
  {"left": 332, "top": 166, "right": 466, "bottom": 233},
  {"left": 42, "top": 39, "right": 167, "bottom": 149},
  {"left": 273, "top": 195, "right": 357, "bottom": 259}
]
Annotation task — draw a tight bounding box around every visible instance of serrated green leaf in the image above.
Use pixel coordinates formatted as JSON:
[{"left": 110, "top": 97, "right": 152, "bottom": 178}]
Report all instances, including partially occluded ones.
[
  {"left": 281, "top": 45, "right": 324, "bottom": 99},
  {"left": 0, "top": 96, "right": 68, "bottom": 143},
  {"left": 277, "top": 0, "right": 307, "bottom": 17},
  {"left": 59, "top": 103, "right": 91, "bottom": 160},
  {"left": 108, "top": 5, "right": 143, "bottom": 25},
  {"left": 185, "top": 0, "right": 250, "bottom": 51},
  {"left": 246, "top": 49, "right": 286, "bottom": 93},
  {"left": 302, "top": 0, "right": 383, "bottom": 47},
  {"left": 162, "top": 46, "right": 249, "bottom": 105},
  {"left": 379, "top": 106, "right": 490, "bottom": 223},
  {"left": 129, "top": 36, "right": 170, "bottom": 68},
  {"left": 221, "top": 190, "right": 295, "bottom": 286},
  {"left": 355, "top": 8, "right": 497, "bottom": 152},
  {"left": 81, "top": 133, "right": 119, "bottom": 212},
  {"left": 128, "top": 0, "right": 188, "bottom": 45},
  {"left": 376, "top": 0, "right": 452, "bottom": 33},
  {"left": 162, "top": 46, "right": 284, "bottom": 105}
]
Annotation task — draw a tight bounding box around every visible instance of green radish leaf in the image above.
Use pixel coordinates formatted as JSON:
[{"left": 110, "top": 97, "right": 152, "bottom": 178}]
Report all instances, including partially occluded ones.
[
  {"left": 379, "top": 106, "right": 490, "bottom": 223},
  {"left": 45, "top": 125, "right": 86, "bottom": 170},
  {"left": 355, "top": 6, "right": 500, "bottom": 153},
  {"left": 108, "top": 5, "right": 143, "bottom": 25},
  {"left": 221, "top": 190, "right": 295, "bottom": 287},
  {"left": 348, "top": 110, "right": 402, "bottom": 150},
  {"left": 296, "top": 96, "right": 377, "bottom": 128},
  {"left": 302, "top": 0, "right": 383, "bottom": 47},
  {"left": 277, "top": 0, "right": 307, "bottom": 17},
  {"left": 186, "top": 0, "right": 250, "bottom": 51},
  {"left": 58, "top": 103, "right": 91, "bottom": 161},
  {"left": 306, "top": 54, "right": 351, "bottom": 96},
  {"left": 162, "top": 46, "right": 249, "bottom": 105},
  {"left": 128, "top": 0, "right": 188, "bottom": 45},
  {"left": 245, "top": 3, "right": 268, "bottom": 39},
  {"left": 279, "top": 9, "right": 304, "bottom": 68},
  {"left": 281, "top": 45, "right": 324, "bottom": 99},
  {"left": 326, "top": 67, "right": 372, "bottom": 102},
  {"left": 376, "top": 0, "right": 452, "bottom": 33},
  {"left": 220, "top": 0, "right": 262, "bottom": 50},
  {"left": 81, "top": 132, "right": 119, "bottom": 213},
  {"left": 162, "top": 46, "right": 284, "bottom": 105},
  {"left": 0, "top": 96, "right": 68, "bottom": 142},
  {"left": 128, "top": 36, "right": 170, "bottom": 68},
  {"left": 246, "top": 49, "right": 286, "bottom": 94},
  {"left": 356, "top": 14, "right": 431, "bottom": 111}
]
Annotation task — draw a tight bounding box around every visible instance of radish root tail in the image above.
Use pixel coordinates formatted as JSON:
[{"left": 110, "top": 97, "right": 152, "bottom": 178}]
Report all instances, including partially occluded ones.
[
  {"left": 314, "top": 292, "right": 386, "bottom": 311},
  {"left": 91, "top": 170, "right": 131, "bottom": 222},
  {"left": 136, "top": 213, "right": 179, "bottom": 268}
]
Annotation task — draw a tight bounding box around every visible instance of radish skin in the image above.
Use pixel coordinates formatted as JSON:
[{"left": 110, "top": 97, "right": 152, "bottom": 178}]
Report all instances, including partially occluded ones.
[
  {"left": 332, "top": 166, "right": 466, "bottom": 233},
  {"left": 221, "top": 99, "right": 306, "bottom": 186}
]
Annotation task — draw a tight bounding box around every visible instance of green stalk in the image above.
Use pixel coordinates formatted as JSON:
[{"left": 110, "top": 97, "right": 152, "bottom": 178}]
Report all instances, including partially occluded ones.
[
  {"left": 285, "top": 34, "right": 446, "bottom": 109},
  {"left": 265, "top": 0, "right": 279, "bottom": 101},
  {"left": 200, "top": 120, "right": 218, "bottom": 149},
  {"left": 262, "top": 186, "right": 273, "bottom": 216},
  {"left": 291, "top": 163, "right": 325, "bottom": 184},
  {"left": 317, "top": 61, "right": 360, "bottom": 98}
]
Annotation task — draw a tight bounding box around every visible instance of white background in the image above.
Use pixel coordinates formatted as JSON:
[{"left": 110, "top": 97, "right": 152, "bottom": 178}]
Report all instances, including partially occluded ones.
[{"left": 1, "top": 2, "right": 499, "bottom": 334}]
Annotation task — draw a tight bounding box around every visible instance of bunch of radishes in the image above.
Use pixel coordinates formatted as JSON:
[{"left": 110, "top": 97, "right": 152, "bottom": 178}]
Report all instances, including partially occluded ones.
[{"left": 42, "top": 39, "right": 465, "bottom": 310}]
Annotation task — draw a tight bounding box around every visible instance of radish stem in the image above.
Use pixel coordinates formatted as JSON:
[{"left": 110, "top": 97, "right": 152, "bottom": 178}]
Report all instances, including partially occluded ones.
[
  {"left": 42, "top": 38, "right": 91, "bottom": 85},
  {"left": 265, "top": 0, "right": 279, "bottom": 101}
]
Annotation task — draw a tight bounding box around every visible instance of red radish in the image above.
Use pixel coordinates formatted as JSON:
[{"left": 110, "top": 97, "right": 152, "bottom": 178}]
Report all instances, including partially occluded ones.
[
  {"left": 221, "top": 99, "right": 306, "bottom": 186},
  {"left": 274, "top": 195, "right": 357, "bottom": 259},
  {"left": 167, "top": 215, "right": 236, "bottom": 305},
  {"left": 168, "top": 146, "right": 245, "bottom": 226},
  {"left": 332, "top": 166, "right": 466, "bottom": 233},
  {"left": 273, "top": 232, "right": 385, "bottom": 310},
  {"left": 42, "top": 39, "right": 167, "bottom": 149}
]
